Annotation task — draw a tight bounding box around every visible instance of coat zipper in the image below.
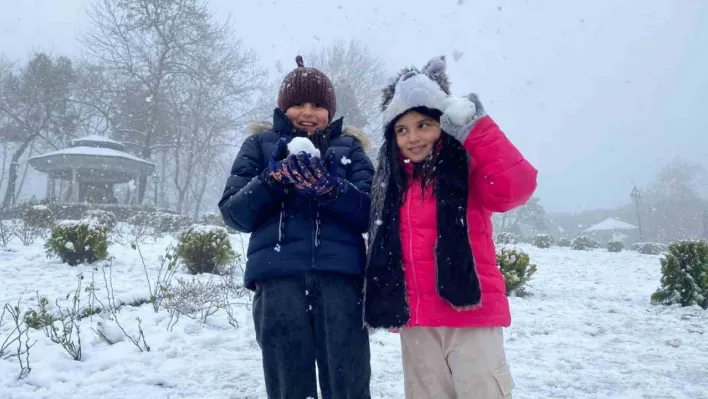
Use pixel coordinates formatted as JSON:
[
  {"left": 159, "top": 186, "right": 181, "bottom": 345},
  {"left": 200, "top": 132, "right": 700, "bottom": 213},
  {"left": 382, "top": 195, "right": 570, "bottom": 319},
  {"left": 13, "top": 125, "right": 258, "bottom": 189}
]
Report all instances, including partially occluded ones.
[
  {"left": 406, "top": 191, "right": 421, "bottom": 323},
  {"left": 310, "top": 199, "right": 316, "bottom": 268}
]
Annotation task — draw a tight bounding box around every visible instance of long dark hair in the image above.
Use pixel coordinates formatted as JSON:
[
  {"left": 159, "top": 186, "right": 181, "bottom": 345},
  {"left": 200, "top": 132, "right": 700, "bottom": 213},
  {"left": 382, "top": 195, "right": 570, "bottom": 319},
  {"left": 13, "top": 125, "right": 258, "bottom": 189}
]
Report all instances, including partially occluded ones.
[{"left": 384, "top": 107, "right": 469, "bottom": 204}]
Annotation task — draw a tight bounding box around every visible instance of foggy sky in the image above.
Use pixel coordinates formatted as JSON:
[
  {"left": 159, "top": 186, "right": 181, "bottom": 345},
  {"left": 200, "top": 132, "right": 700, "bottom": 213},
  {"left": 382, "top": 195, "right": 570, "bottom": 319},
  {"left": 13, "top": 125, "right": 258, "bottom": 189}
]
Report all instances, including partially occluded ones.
[{"left": 1, "top": 0, "right": 706, "bottom": 213}]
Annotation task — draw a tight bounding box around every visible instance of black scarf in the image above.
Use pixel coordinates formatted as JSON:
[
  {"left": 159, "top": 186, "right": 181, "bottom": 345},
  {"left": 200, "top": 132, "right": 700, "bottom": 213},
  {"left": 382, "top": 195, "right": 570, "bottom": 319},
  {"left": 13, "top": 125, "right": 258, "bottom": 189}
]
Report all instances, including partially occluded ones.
[{"left": 363, "top": 134, "right": 481, "bottom": 329}]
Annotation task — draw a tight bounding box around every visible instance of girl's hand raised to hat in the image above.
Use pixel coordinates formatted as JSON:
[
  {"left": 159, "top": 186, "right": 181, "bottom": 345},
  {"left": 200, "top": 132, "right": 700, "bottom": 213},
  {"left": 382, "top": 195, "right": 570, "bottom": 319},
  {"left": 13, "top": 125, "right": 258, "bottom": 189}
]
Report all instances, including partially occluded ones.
[{"left": 440, "top": 93, "right": 487, "bottom": 143}]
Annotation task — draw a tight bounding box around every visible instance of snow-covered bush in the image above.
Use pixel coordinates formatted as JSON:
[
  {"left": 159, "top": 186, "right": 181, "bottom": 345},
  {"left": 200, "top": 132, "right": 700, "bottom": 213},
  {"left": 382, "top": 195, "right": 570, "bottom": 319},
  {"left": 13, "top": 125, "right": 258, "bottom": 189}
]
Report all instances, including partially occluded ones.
[
  {"left": 23, "top": 205, "right": 55, "bottom": 229},
  {"left": 127, "top": 210, "right": 153, "bottom": 227},
  {"left": 45, "top": 220, "right": 109, "bottom": 266},
  {"left": 495, "top": 232, "right": 518, "bottom": 245},
  {"left": 533, "top": 234, "right": 553, "bottom": 249},
  {"left": 128, "top": 211, "right": 191, "bottom": 235},
  {"left": 201, "top": 212, "right": 237, "bottom": 234},
  {"left": 176, "top": 225, "right": 235, "bottom": 275},
  {"left": 571, "top": 236, "right": 600, "bottom": 250},
  {"left": 557, "top": 238, "right": 571, "bottom": 247},
  {"left": 201, "top": 212, "right": 224, "bottom": 226},
  {"left": 651, "top": 240, "right": 708, "bottom": 309},
  {"left": 163, "top": 214, "right": 192, "bottom": 233},
  {"left": 607, "top": 240, "right": 624, "bottom": 253},
  {"left": 83, "top": 209, "right": 117, "bottom": 231},
  {"left": 497, "top": 248, "right": 537, "bottom": 296},
  {"left": 631, "top": 242, "right": 666, "bottom": 255},
  {"left": 0, "top": 219, "right": 13, "bottom": 247}
]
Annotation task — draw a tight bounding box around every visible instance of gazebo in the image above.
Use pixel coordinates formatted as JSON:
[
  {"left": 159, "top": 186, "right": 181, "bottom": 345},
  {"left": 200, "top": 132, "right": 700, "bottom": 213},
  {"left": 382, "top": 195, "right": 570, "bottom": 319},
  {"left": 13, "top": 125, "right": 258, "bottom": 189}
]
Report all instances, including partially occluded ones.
[
  {"left": 583, "top": 217, "right": 638, "bottom": 243},
  {"left": 28, "top": 135, "right": 155, "bottom": 204}
]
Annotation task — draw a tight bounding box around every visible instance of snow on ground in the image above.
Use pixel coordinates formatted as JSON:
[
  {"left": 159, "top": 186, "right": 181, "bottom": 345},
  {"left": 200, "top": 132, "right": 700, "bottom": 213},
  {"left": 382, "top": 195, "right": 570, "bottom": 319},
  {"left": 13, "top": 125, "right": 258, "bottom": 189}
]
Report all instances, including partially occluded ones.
[{"left": 1, "top": 228, "right": 707, "bottom": 399}]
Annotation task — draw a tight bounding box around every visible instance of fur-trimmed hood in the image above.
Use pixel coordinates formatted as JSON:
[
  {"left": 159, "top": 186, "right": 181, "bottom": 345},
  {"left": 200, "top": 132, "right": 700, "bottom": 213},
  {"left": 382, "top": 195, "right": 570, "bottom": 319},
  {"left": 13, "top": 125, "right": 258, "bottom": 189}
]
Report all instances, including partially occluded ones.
[{"left": 247, "top": 119, "right": 371, "bottom": 152}]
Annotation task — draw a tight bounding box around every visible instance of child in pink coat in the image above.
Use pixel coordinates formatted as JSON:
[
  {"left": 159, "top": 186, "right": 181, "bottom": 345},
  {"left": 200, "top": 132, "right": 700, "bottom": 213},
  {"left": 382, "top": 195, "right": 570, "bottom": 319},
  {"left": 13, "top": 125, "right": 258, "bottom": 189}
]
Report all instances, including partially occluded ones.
[{"left": 364, "top": 56, "right": 537, "bottom": 398}]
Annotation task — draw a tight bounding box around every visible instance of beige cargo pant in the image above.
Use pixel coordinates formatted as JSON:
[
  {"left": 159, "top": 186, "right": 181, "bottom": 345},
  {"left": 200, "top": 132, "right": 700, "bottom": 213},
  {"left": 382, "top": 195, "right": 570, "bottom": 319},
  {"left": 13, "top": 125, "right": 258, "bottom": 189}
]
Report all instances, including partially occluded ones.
[{"left": 400, "top": 327, "right": 514, "bottom": 399}]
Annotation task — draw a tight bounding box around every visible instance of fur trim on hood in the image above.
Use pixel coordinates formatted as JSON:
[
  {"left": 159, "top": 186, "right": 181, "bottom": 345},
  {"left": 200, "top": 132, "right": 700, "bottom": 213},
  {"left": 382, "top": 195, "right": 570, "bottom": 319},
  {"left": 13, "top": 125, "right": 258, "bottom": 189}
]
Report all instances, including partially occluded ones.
[{"left": 247, "top": 120, "right": 371, "bottom": 152}]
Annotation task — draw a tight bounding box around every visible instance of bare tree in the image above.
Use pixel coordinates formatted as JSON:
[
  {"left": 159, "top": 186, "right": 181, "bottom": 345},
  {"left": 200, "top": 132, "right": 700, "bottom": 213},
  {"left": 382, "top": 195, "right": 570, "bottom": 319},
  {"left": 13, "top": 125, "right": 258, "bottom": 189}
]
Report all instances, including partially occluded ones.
[
  {"left": 641, "top": 157, "right": 708, "bottom": 242},
  {"left": 81, "top": 0, "right": 208, "bottom": 204},
  {"left": 0, "top": 53, "right": 78, "bottom": 207},
  {"left": 498, "top": 197, "right": 547, "bottom": 237},
  {"left": 82, "top": 0, "right": 264, "bottom": 210},
  {"left": 304, "top": 40, "right": 386, "bottom": 127}
]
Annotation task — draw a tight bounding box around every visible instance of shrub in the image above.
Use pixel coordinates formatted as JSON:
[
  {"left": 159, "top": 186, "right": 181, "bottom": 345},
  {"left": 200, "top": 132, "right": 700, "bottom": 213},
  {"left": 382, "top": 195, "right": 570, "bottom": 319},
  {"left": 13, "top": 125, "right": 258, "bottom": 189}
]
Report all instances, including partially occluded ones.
[
  {"left": 533, "top": 234, "right": 553, "bottom": 249},
  {"left": 45, "top": 220, "right": 109, "bottom": 266},
  {"left": 651, "top": 240, "right": 708, "bottom": 309},
  {"left": 83, "top": 209, "right": 117, "bottom": 231},
  {"left": 202, "top": 211, "right": 238, "bottom": 234},
  {"left": 571, "top": 236, "right": 599, "bottom": 250},
  {"left": 607, "top": 240, "right": 624, "bottom": 253},
  {"left": 497, "top": 248, "right": 537, "bottom": 296},
  {"left": 128, "top": 211, "right": 191, "bottom": 235},
  {"left": 127, "top": 210, "right": 153, "bottom": 227},
  {"left": 24, "top": 297, "right": 57, "bottom": 329},
  {"left": 0, "top": 219, "right": 14, "bottom": 247},
  {"left": 631, "top": 242, "right": 666, "bottom": 255},
  {"left": 23, "top": 205, "right": 55, "bottom": 229},
  {"left": 128, "top": 211, "right": 192, "bottom": 234},
  {"left": 557, "top": 238, "right": 571, "bottom": 247},
  {"left": 176, "top": 225, "right": 235, "bottom": 275},
  {"left": 0, "top": 201, "right": 175, "bottom": 222},
  {"left": 202, "top": 212, "right": 224, "bottom": 226},
  {"left": 495, "top": 232, "right": 518, "bottom": 245},
  {"left": 159, "top": 213, "right": 192, "bottom": 234}
]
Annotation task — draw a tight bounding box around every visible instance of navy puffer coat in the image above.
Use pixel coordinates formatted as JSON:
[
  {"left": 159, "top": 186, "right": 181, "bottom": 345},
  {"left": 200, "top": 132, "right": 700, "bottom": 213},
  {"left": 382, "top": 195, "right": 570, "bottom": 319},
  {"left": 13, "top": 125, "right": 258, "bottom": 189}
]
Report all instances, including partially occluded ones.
[{"left": 219, "top": 109, "right": 374, "bottom": 290}]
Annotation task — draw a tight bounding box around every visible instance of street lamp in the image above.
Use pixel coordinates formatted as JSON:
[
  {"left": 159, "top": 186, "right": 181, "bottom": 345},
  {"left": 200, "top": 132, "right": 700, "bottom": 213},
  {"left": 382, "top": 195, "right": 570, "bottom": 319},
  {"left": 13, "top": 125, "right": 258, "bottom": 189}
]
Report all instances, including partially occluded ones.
[{"left": 630, "top": 186, "right": 644, "bottom": 241}]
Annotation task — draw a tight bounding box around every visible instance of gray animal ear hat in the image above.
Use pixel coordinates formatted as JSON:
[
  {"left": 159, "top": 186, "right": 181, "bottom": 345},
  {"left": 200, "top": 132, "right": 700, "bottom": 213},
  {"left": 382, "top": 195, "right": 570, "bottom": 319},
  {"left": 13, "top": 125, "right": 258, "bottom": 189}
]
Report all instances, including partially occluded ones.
[{"left": 380, "top": 56, "right": 451, "bottom": 127}]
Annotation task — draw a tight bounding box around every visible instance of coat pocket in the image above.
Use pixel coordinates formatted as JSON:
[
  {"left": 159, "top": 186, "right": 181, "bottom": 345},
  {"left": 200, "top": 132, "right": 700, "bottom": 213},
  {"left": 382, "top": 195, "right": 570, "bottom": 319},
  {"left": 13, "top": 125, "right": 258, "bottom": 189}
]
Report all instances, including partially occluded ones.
[{"left": 492, "top": 364, "right": 514, "bottom": 397}]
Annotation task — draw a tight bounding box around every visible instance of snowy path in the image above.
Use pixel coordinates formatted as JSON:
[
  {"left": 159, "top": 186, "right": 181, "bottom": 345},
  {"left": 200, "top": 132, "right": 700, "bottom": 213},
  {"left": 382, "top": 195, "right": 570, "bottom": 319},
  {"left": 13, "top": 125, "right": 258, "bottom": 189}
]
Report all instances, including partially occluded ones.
[{"left": 1, "top": 234, "right": 707, "bottom": 398}]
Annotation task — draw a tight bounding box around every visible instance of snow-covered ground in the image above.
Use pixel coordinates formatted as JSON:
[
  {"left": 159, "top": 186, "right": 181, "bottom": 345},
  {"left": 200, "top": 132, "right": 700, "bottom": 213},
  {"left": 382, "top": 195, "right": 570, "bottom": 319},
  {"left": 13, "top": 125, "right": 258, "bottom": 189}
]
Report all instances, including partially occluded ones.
[{"left": 1, "top": 227, "right": 707, "bottom": 399}]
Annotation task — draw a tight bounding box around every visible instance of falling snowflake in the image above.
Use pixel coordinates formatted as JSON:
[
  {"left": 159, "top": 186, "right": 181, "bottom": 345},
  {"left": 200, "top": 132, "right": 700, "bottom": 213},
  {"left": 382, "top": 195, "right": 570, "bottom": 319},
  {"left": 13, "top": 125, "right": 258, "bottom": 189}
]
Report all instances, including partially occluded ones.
[
  {"left": 145, "top": 95, "right": 153, "bottom": 103},
  {"left": 341, "top": 156, "right": 352, "bottom": 165},
  {"left": 375, "top": 219, "right": 383, "bottom": 226},
  {"left": 403, "top": 159, "right": 411, "bottom": 163},
  {"left": 274, "top": 244, "right": 281, "bottom": 252}
]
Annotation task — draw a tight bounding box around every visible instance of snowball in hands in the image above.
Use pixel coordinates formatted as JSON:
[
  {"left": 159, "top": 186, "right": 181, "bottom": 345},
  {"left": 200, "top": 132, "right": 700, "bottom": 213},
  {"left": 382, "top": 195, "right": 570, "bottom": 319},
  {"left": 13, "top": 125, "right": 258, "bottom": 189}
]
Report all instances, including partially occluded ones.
[
  {"left": 287, "top": 137, "right": 321, "bottom": 158},
  {"left": 443, "top": 96, "right": 477, "bottom": 126}
]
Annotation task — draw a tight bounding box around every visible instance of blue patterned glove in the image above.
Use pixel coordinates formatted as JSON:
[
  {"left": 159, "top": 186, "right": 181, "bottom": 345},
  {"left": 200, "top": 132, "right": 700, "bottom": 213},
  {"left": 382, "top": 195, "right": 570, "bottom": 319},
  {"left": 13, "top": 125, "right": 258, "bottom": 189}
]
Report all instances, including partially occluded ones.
[
  {"left": 260, "top": 138, "right": 295, "bottom": 195},
  {"left": 286, "top": 150, "right": 341, "bottom": 196},
  {"left": 310, "top": 149, "right": 343, "bottom": 197}
]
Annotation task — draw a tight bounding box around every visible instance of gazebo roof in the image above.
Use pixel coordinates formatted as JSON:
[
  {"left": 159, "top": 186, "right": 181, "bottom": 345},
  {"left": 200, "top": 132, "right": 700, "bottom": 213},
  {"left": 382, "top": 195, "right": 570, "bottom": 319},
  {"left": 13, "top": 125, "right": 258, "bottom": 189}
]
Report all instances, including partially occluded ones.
[
  {"left": 583, "top": 217, "right": 637, "bottom": 232},
  {"left": 69, "top": 135, "right": 126, "bottom": 151},
  {"left": 28, "top": 135, "right": 155, "bottom": 184}
]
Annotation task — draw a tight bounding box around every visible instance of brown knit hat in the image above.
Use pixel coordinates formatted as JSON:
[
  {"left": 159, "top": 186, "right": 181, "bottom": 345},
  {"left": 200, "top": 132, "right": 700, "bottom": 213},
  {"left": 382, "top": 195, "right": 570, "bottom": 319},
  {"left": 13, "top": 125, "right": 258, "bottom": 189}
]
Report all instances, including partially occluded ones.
[{"left": 277, "top": 55, "right": 337, "bottom": 120}]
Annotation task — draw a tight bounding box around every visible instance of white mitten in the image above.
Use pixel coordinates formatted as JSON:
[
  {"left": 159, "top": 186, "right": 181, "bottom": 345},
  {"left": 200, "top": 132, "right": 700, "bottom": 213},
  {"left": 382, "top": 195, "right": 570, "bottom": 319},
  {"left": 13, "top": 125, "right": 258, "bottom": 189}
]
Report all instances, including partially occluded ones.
[{"left": 441, "top": 93, "right": 486, "bottom": 143}]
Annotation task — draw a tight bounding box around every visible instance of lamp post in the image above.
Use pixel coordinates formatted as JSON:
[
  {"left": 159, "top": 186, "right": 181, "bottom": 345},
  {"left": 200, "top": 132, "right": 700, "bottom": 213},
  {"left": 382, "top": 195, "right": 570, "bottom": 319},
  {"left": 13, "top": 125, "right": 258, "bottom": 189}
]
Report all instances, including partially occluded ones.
[{"left": 630, "top": 186, "right": 644, "bottom": 241}]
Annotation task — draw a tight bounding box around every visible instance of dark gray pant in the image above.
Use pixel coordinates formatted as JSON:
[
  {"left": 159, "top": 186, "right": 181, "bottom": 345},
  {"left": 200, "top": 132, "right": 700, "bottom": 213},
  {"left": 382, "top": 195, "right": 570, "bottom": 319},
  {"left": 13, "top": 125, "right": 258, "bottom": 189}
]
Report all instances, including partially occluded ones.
[{"left": 253, "top": 271, "right": 371, "bottom": 399}]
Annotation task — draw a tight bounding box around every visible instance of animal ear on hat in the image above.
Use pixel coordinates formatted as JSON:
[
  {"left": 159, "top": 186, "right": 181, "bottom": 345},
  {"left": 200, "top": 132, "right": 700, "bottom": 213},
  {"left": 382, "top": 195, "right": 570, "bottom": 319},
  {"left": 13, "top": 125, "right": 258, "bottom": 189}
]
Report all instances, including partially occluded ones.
[{"left": 422, "top": 55, "right": 446, "bottom": 81}]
